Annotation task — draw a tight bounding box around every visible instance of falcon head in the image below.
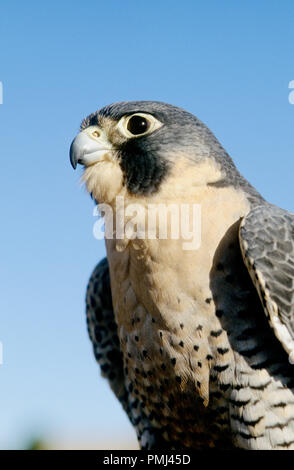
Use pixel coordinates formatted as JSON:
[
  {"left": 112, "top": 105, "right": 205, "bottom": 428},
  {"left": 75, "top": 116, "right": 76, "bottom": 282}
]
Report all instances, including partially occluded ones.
[{"left": 70, "top": 101, "right": 247, "bottom": 204}]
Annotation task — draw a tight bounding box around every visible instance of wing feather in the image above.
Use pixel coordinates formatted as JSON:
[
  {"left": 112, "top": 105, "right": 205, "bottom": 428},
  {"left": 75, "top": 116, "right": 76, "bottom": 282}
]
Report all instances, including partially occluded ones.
[{"left": 239, "top": 204, "right": 294, "bottom": 363}]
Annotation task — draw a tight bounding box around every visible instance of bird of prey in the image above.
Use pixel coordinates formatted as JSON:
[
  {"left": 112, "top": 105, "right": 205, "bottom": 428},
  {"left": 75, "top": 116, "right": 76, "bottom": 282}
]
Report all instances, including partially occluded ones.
[{"left": 70, "top": 101, "right": 294, "bottom": 450}]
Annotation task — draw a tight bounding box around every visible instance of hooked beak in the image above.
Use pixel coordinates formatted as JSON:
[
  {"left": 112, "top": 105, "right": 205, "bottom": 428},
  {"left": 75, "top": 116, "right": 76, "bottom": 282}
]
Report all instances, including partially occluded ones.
[{"left": 69, "top": 126, "right": 113, "bottom": 169}]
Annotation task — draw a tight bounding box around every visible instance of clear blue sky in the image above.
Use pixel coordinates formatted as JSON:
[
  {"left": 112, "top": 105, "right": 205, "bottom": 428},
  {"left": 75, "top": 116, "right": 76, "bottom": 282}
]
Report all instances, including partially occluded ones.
[{"left": 0, "top": 0, "right": 293, "bottom": 449}]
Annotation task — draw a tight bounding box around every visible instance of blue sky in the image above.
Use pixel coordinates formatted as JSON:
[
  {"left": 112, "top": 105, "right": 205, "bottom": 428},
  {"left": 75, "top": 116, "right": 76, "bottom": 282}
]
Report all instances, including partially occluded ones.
[{"left": 0, "top": 0, "right": 293, "bottom": 449}]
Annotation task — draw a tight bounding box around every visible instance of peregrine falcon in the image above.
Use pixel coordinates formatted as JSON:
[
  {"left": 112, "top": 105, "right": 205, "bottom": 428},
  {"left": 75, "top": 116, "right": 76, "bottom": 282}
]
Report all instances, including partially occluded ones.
[{"left": 70, "top": 101, "right": 294, "bottom": 450}]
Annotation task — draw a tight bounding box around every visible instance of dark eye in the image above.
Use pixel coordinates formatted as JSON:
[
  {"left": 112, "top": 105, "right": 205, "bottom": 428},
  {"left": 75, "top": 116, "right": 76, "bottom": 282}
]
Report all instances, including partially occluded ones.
[{"left": 127, "top": 115, "right": 150, "bottom": 135}]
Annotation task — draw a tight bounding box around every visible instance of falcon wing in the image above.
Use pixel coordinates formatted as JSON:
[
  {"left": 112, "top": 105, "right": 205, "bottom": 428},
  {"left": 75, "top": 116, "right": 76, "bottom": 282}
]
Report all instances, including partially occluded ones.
[{"left": 239, "top": 204, "right": 294, "bottom": 363}]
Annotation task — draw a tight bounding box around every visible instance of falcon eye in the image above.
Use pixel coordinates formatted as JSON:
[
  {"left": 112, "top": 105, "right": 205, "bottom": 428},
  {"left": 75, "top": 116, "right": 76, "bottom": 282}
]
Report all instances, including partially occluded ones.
[
  {"left": 127, "top": 115, "right": 150, "bottom": 136},
  {"left": 117, "top": 112, "right": 162, "bottom": 138},
  {"left": 92, "top": 130, "right": 100, "bottom": 138}
]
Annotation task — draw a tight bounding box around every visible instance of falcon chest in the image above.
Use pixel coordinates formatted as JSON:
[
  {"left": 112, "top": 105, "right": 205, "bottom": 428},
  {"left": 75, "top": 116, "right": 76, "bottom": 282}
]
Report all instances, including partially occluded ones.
[{"left": 106, "top": 162, "right": 251, "bottom": 446}]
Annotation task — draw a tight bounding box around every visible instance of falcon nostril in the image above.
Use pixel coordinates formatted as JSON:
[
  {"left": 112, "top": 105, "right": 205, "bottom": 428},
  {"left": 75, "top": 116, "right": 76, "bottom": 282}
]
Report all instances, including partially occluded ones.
[{"left": 92, "top": 130, "right": 100, "bottom": 138}]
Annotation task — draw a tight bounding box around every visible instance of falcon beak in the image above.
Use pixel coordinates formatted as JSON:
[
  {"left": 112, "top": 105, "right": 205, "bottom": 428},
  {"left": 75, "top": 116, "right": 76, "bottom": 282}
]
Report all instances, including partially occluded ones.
[{"left": 70, "top": 126, "right": 113, "bottom": 169}]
